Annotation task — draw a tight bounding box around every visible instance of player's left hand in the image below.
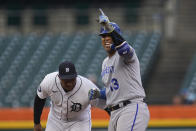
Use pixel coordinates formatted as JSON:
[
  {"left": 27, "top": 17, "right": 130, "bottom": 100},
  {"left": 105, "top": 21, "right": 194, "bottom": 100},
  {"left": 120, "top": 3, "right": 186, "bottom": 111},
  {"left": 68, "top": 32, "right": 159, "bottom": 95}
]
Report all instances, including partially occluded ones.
[
  {"left": 34, "top": 124, "right": 42, "bottom": 131},
  {"left": 88, "top": 88, "right": 100, "bottom": 100}
]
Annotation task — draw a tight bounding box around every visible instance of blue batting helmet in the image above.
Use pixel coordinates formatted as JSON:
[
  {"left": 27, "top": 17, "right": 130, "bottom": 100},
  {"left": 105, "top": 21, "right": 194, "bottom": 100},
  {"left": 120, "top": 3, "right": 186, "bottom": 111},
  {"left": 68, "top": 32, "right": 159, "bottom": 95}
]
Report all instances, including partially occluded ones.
[{"left": 99, "top": 22, "right": 122, "bottom": 36}]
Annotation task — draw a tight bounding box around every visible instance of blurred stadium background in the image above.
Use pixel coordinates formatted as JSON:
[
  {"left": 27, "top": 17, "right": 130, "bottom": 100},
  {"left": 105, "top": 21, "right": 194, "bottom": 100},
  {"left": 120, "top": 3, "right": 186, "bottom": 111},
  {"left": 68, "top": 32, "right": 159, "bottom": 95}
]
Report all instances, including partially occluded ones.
[{"left": 0, "top": 0, "right": 196, "bottom": 130}]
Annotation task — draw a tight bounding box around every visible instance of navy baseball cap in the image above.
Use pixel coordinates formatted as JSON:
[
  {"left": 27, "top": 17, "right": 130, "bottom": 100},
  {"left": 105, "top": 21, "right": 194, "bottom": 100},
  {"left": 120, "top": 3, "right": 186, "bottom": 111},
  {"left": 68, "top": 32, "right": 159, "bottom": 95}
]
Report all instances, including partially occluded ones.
[{"left": 58, "top": 61, "right": 77, "bottom": 79}]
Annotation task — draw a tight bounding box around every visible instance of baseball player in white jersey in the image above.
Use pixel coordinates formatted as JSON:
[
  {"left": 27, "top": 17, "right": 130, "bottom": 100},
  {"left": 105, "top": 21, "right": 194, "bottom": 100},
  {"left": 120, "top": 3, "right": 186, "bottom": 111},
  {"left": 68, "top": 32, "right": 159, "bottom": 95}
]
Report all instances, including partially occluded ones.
[
  {"left": 88, "top": 9, "right": 150, "bottom": 131},
  {"left": 34, "top": 61, "right": 105, "bottom": 131}
]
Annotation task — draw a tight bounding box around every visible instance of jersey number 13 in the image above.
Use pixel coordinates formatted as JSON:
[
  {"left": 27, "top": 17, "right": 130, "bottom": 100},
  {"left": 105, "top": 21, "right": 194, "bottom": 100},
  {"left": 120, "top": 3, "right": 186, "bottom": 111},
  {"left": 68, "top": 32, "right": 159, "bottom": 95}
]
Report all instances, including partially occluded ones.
[{"left": 110, "top": 78, "right": 119, "bottom": 91}]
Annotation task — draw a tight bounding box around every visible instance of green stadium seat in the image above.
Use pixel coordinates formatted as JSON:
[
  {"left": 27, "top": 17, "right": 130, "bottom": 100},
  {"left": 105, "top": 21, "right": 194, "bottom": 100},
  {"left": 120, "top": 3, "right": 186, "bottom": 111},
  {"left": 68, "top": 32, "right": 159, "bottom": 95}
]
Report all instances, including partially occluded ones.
[
  {"left": 185, "top": 73, "right": 196, "bottom": 102},
  {"left": 0, "top": 35, "right": 38, "bottom": 92},
  {"left": 3, "top": 33, "right": 57, "bottom": 106},
  {"left": 63, "top": 32, "right": 86, "bottom": 62},
  {"left": 140, "top": 32, "right": 161, "bottom": 81},
  {"left": 0, "top": 35, "right": 23, "bottom": 80},
  {"left": 0, "top": 36, "right": 9, "bottom": 56},
  {"left": 75, "top": 34, "right": 100, "bottom": 75},
  {"left": 19, "top": 33, "right": 72, "bottom": 106},
  {"left": 182, "top": 54, "right": 196, "bottom": 89}
]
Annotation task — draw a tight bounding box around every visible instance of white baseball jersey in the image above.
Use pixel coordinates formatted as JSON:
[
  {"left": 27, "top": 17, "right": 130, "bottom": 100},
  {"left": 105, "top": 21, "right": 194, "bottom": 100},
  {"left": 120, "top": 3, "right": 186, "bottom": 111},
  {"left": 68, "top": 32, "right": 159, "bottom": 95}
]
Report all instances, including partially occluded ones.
[
  {"left": 37, "top": 72, "right": 105, "bottom": 131},
  {"left": 101, "top": 46, "right": 146, "bottom": 106}
]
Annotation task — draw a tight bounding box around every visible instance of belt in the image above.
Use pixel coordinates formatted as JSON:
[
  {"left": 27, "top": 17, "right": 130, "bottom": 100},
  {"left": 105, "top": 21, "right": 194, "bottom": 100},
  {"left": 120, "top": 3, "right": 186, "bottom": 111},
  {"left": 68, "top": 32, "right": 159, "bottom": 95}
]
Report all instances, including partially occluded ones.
[
  {"left": 106, "top": 100, "right": 131, "bottom": 112},
  {"left": 106, "top": 98, "right": 146, "bottom": 112}
]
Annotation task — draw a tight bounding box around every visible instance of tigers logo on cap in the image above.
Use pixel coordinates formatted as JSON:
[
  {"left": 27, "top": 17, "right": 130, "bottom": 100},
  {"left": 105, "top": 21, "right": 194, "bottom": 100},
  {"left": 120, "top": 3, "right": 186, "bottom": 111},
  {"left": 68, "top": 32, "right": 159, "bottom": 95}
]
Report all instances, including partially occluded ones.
[
  {"left": 66, "top": 68, "right": 69, "bottom": 72},
  {"left": 58, "top": 61, "right": 77, "bottom": 80}
]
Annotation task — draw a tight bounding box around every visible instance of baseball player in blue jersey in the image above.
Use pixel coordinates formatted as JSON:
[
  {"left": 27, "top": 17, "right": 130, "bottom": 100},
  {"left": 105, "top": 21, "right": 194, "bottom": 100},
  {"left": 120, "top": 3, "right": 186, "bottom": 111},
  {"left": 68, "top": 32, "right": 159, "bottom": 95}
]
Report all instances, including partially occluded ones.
[
  {"left": 88, "top": 9, "right": 150, "bottom": 131},
  {"left": 34, "top": 61, "right": 105, "bottom": 131}
]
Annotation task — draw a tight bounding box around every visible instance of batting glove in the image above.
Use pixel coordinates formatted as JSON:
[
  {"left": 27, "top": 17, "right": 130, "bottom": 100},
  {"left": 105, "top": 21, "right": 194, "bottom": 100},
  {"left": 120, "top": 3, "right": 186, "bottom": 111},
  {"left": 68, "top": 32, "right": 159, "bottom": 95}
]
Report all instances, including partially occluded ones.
[
  {"left": 98, "top": 8, "right": 114, "bottom": 33},
  {"left": 88, "top": 88, "right": 100, "bottom": 100},
  {"left": 99, "top": 14, "right": 110, "bottom": 24}
]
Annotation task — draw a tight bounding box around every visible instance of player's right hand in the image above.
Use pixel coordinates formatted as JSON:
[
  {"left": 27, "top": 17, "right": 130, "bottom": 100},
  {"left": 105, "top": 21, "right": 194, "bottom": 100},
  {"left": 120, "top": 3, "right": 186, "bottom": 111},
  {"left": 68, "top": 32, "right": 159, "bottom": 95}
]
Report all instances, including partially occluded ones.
[
  {"left": 98, "top": 8, "right": 114, "bottom": 33},
  {"left": 98, "top": 8, "right": 110, "bottom": 24},
  {"left": 88, "top": 88, "right": 100, "bottom": 100},
  {"left": 99, "top": 14, "right": 110, "bottom": 25},
  {"left": 34, "top": 124, "right": 42, "bottom": 131}
]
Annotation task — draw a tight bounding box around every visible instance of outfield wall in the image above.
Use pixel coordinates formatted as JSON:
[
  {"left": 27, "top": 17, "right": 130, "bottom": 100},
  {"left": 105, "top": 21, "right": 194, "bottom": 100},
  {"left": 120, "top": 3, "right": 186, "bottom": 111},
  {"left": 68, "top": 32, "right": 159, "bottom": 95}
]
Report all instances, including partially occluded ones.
[{"left": 0, "top": 105, "right": 196, "bottom": 129}]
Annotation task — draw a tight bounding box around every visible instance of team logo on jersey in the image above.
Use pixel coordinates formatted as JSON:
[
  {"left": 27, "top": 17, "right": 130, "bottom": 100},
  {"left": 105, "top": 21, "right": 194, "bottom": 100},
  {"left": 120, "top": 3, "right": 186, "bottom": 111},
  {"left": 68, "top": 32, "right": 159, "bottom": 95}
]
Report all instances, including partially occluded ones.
[
  {"left": 71, "top": 101, "right": 82, "bottom": 112},
  {"left": 66, "top": 68, "right": 69, "bottom": 72}
]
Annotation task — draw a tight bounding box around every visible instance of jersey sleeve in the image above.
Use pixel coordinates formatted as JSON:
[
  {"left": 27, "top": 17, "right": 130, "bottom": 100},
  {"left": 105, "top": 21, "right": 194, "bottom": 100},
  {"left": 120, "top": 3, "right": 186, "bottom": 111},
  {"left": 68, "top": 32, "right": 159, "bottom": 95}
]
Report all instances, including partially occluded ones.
[{"left": 37, "top": 76, "right": 50, "bottom": 99}]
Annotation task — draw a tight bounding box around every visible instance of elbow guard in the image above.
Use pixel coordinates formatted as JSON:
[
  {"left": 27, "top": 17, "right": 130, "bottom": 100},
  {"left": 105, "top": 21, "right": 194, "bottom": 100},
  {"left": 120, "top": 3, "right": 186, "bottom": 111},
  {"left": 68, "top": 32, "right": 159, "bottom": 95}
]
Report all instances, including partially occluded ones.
[{"left": 116, "top": 41, "right": 134, "bottom": 58}]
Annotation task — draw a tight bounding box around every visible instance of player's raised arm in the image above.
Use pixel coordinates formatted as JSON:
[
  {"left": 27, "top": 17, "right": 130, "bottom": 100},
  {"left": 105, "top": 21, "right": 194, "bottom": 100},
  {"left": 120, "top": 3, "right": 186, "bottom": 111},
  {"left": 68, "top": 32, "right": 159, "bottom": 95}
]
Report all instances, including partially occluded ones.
[{"left": 98, "top": 9, "right": 134, "bottom": 62}]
